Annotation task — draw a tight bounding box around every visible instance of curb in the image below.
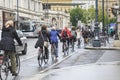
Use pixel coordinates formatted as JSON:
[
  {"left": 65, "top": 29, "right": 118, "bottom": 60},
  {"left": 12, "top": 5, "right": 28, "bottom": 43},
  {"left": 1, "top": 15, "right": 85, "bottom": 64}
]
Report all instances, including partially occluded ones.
[
  {"left": 85, "top": 46, "right": 120, "bottom": 50},
  {"left": 39, "top": 50, "right": 78, "bottom": 73},
  {"left": 26, "top": 50, "right": 78, "bottom": 80}
]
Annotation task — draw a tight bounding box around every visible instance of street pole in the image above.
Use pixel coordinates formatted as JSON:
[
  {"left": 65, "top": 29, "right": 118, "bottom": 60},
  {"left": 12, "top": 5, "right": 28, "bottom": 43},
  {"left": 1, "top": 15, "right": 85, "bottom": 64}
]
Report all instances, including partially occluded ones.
[
  {"left": 17, "top": 0, "right": 19, "bottom": 29},
  {"left": 94, "top": 0, "right": 99, "bottom": 38},
  {"left": 102, "top": 0, "right": 105, "bottom": 35},
  {"left": 114, "top": 3, "right": 119, "bottom": 40},
  {"left": 106, "top": 0, "right": 109, "bottom": 42},
  {"left": 92, "top": 0, "right": 101, "bottom": 47},
  {"left": 115, "top": 12, "right": 119, "bottom": 40}
]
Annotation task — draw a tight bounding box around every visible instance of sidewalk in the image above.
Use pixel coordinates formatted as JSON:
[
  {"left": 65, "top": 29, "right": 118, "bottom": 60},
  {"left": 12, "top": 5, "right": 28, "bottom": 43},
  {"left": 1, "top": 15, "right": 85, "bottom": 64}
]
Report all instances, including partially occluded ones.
[
  {"left": 27, "top": 61, "right": 120, "bottom": 80},
  {"left": 85, "top": 37, "right": 120, "bottom": 50}
]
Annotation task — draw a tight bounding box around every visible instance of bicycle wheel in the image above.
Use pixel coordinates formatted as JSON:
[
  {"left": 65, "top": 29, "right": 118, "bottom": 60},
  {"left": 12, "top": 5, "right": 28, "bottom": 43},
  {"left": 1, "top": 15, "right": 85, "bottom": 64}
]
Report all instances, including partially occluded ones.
[
  {"left": 43, "top": 47, "right": 49, "bottom": 64},
  {"left": 66, "top": 43, "right": 69, "bottom": 55},
  {"left": 15, "top": 53, "right": 20, "bottom": 74},
  {"left": 0, "top": 61, "right": 9, "bottom": 80},
  {"left": 38, "top": 50, "right": 43, "bottom": 67},
  {"left": 63, "top": 43, "right": 69, "bottom": 56},
  {"left": 71, "top": 40, "right": 74, "bottom": 52},
  {"left": 78, "top": 39, "right": 80, "bottom": 48},
  {"left": 51, "top": 44, "right": 56, "bottom": 62}
]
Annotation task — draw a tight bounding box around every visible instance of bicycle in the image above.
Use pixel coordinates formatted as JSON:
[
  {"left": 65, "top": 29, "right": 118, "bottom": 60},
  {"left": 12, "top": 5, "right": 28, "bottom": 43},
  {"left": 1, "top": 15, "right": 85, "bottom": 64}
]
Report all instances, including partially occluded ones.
[
  {"left": 0, "top": 51, "right": 20, "bottom": 80},
  {"left": 63, "top": 40, "right": 69, "bottom": 56},
  {"left": 77, "top": 38, "right": 81, "bottom": 48},
  {"left": 51, "top": 42, "right": 57, "bottom": 62},
  {"left": 37, "top": 46, "right": 49, "bottom": 67},
  {"left": 71, "top": 37, "right": 75, "bottom": 52}
]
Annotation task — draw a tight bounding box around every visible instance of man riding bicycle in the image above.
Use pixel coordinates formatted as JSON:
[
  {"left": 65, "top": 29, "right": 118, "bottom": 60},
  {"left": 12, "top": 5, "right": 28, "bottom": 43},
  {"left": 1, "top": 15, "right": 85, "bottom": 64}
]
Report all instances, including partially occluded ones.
[
  {"left": 49, "top": 26, "right": 61, "bottom": 59},
  {"left": 61, "top": 27, "right": 71, "bottom": 52}
]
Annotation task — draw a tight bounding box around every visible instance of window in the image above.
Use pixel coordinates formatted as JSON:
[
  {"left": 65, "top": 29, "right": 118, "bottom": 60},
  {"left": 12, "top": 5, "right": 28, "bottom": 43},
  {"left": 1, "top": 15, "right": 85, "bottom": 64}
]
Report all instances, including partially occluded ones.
[
  {"left": 38, "top": 2, "right": 41, "bottom": 12},
  {"left": 28, "top": 0, "right": 30, "bottom": 10},
  {"left": 31, "top": 0, "right": 34, "bottom": 11},
  {"left": 10, "top": 0, "right": 13, "bottom": 9}
]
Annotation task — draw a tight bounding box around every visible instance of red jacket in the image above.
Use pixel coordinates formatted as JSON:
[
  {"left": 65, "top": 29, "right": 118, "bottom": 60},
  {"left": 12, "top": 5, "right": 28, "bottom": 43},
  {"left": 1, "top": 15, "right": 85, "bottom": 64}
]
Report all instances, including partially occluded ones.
[{"left": 61, "top": 28, "right": 71, "bottom": 38}]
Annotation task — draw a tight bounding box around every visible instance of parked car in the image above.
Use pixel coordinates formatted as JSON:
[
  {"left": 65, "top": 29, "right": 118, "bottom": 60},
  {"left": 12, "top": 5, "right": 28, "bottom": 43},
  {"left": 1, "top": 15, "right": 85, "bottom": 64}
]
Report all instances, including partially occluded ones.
[{"left": 0, "top": 30, "right": 27, "bottom": 55}]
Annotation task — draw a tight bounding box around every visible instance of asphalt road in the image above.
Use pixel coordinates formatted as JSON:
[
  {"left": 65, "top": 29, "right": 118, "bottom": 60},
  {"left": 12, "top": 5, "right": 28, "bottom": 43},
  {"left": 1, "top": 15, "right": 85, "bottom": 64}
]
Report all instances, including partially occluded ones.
[{"left": 3, "top": 38, "right": 120, "bottom": 80}]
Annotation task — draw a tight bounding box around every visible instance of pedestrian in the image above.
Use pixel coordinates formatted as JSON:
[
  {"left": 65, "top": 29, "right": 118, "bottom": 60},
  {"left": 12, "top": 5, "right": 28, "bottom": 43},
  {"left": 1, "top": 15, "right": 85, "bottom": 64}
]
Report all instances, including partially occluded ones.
[{"left": 0, "top": 20, "right": 23, "bottom": 76}]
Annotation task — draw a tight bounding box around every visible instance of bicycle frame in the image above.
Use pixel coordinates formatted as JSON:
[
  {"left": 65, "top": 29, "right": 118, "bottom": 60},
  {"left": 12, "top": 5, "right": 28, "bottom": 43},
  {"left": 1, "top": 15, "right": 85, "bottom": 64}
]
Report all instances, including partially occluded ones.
[
  {"left": 51, "top": 43, "right": 57, "bottom": 62},
  {"left": 71, "top": 38, "right": 75, "bottom": 52},
  {"left": 38, "top": 46, "right": 49, "bottom": 67},
  {"left": 63, "top": 41, "right": 69, "bottom": 56},
  {"left": 77, "top": 38, "right": 81, "bottom": 48},
  {"left": 0, "top": 52, "right": 20, "bottom": 80}
]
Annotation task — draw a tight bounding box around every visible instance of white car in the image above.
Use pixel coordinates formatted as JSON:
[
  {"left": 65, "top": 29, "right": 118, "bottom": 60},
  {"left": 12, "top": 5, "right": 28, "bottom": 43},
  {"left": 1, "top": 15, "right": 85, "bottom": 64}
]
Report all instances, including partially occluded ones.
[{"left": 0, "top": 30, "right": 27, "bottom": 55}]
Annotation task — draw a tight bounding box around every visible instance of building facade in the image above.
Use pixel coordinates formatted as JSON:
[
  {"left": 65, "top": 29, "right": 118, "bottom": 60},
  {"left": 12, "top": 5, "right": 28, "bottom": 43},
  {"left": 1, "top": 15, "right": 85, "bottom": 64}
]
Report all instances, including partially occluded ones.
[
  {"left": 72, "top": 0, "right": 95, "bottom": 10},
  {"left": 42, "top": 0, "right": 72, "bottom": 29},
  {"left": 42, "top": 0, "right": 72, "bottom": 12},
  {"left": 0, "top": 0, "right": 42, "bottom": 29},
  {"left": 98, "top": 0, "right": 118, "bottom": 18}
]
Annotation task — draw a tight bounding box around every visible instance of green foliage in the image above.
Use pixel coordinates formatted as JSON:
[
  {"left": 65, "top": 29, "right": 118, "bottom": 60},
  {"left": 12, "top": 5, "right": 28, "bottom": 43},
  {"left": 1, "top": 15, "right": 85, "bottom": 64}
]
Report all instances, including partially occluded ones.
[
  {"left": 69, "top": 7, "right": 83, "bottom": 27},
  {"left": 109, "top": 17, "right": 116, "bottom": 23},
  {"left": 69, "top": 6, "right": 115, "bottom": 28},
  {"left": 69, "top": 7, "right": 95, "bottom": 26}
]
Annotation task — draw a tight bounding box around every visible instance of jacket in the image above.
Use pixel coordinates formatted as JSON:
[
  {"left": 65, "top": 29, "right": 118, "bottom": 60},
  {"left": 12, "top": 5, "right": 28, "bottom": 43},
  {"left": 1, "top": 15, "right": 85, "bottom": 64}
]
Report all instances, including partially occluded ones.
[
  {"left": 35, "top": 30, "right": 50, "bottom": 48},
  {"left": 49, "top": 29, "right": 60, "bottom": 43},
  {"left": 61, "top": 29, "right": 71, "bottom": 38},
  {"left": 0, "top": 26, "right": 23, "bottom": 52}
]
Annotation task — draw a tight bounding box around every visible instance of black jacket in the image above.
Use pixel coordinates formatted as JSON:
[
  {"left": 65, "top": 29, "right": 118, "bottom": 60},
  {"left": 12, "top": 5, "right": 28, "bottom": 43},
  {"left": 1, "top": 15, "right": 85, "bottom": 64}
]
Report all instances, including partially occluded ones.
[
  {"left": 35, "top": 30, "right": 50, "bottom": 48},
  {"left": 0, "top": 26, "right": 23, "bottom": 52}
]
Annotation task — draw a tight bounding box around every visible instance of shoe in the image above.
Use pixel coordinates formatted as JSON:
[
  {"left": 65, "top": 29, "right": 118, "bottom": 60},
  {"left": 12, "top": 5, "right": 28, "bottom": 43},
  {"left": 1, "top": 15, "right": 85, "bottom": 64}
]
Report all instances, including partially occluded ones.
[{"left": 12, "top": 72, "right": 18, "bottom": 76}]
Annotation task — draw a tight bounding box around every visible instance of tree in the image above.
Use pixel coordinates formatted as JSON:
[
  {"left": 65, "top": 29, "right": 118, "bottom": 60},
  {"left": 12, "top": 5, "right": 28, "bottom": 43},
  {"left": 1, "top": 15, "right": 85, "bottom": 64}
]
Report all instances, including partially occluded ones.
[
  {"left": 69, "top": 7, "right": 96, "bottom": 27},
  {"left": 69, "top": 7, "right": 83, "bottom": 27}
]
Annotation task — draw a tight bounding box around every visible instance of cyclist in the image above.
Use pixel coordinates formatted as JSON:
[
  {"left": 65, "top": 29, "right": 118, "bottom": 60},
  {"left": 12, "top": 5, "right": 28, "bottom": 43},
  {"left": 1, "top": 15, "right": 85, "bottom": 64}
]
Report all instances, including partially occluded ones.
[
  {"left": 0, "top": 20, "right": 23, "bottom": 76},
  {"left": 70, "top": 27, "right": 77, "bottom": 51},
  {"left": 61, "top": 26, "right": 71, "bottom": 52},
  {"left": 76, "top": 28, "right": 82, "bottom": 48},
  {"left": 35, "top": 25, "right": 50, "bottom": 59},
  {"left": 49, "top": 26, "right": 61, "bottom": 58}
]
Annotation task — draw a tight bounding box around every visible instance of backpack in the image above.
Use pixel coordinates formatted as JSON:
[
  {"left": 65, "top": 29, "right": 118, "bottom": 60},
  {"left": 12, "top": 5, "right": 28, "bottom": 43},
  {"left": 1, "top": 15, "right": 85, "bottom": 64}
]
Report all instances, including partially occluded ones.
[
  {"left": 63, "top": 31, "right": 67, "bottom": 37},
  {"left": 71, "top": 30, "right": 77, "bottom": 37}
]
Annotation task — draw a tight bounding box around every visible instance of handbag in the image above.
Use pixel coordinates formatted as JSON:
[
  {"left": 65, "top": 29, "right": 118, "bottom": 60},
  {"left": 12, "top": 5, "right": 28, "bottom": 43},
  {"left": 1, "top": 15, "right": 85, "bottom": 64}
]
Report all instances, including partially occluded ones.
[{"left": 40, "top": 31, "right": 49, "bottom": 47}]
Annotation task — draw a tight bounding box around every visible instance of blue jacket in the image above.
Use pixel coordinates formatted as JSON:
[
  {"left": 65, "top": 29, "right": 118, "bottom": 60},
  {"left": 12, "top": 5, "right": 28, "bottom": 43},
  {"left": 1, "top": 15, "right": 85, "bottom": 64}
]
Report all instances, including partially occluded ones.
[{"left": 49, "top": 29, "right": 60, "bottom": 43}]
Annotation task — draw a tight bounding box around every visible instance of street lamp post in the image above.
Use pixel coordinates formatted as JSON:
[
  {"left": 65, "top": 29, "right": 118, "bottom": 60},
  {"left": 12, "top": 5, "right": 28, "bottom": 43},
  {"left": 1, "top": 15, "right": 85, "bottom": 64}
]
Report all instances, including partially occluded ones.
[
  {"left": 102, "top": 0, "right": 105, "bottom": 35},
  {"left": 17, "top": 0, "right": 19, "bottom": 29},
  {"left": 111, "top": 4, "right": 119, "bottom": 40},
  {"left": 92, "top": 0, "right": 101, "bottom": 47}
]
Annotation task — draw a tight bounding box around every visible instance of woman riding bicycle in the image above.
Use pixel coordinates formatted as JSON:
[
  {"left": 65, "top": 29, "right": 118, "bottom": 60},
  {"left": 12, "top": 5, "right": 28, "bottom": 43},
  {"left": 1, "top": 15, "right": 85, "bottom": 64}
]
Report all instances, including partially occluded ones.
[
  {"left": 35, "top": 25, "right": 50, "bottom": 59},
  {"left": 0, "top": 20, "right": 23, "bottom": 76}
]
